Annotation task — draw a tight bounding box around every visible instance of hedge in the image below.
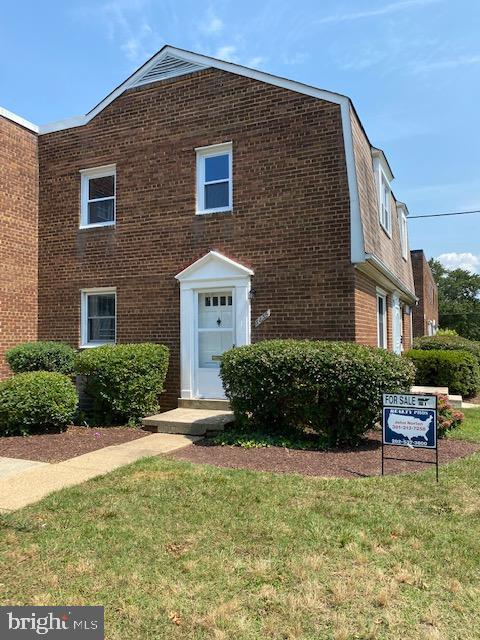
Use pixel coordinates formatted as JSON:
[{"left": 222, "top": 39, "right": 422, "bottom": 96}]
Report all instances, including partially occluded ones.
[
  {"left": 0, "top": 372, "right": 78, "bottom": 436},
  {"left": 405, "top": 349, "right": 480, "bottom": 398},
  {"left": 76, "top": 343, "right": 169, "bottom": 424},
  {"left": 412, "top": 334, "right": 480, "bottom": 367},
  {"left": 221, "top": 340, "right": 415, "bottom": 446},
  {"left": 6, "top": 341, "right": 76, "bottom": 375}
]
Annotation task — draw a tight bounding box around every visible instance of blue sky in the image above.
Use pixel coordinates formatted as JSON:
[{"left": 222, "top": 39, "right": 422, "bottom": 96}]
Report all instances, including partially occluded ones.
[{"left": 1, "top": 0, "right": 479, "bottom": 271}]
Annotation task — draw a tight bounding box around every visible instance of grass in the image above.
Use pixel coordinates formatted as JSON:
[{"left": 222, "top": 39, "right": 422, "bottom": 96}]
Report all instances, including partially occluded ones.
[
  {"left": 0, "top": 412, "right": 479, "bottom": 639},
  {"left": 448, "top": 407, "right": 480, "bottom": 443}
]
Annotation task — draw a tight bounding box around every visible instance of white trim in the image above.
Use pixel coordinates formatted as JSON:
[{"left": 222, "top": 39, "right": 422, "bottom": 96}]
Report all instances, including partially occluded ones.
[
  {"left": 356, "top": 254, "right": 417, "bottom": 303},
  {"left": 175, "top": 250, "right": 254, "bottom": 281},
  {"left": 376, "top": 290, "right": 387, "bottom": 349},
  {"left": 343, "top": 103, "right": 365, "bottom": 264},
  {"left": 196, "top": 142, "right": 233, "bottom": 215},
  {"left": 80, "top": 165, "right": 116, "bottom": 229},
  {"left": 0, "top": 106, "right": 39, "bottom": 133},
  {"left": 175, "top": 251, "right": 252, "bottom": 399},
  {"left": 397, "top": 202, "right": 409, "bottom": 261},
  {"left": 80, "top": 287, "right": 117, "bottom": 348}
]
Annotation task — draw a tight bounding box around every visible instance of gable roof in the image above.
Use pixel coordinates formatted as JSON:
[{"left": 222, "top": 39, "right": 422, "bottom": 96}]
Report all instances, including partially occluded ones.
[
  {"left": 39, "top": 45, "right": 351, "bottom": 134},
  {"left": 0, "top": 106, "right": 38, "bottom": 133}
]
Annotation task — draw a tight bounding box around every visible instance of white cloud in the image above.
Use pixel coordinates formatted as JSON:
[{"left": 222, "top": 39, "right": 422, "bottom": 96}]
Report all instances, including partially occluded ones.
[
  {"left": 202, "top": 11, "right": 223, "bottom": 35},
  {"left": 437, "top": 252, "right": 480, "bottom": 274},
  {"left": 215, "top": 45, "right": 238, "bottom": 62},
  {"left": 412, "top": 54, "right": 480, "bottom": 74},
  {"left": 315, "top": 0, "right": 441, "bottom": 26}
]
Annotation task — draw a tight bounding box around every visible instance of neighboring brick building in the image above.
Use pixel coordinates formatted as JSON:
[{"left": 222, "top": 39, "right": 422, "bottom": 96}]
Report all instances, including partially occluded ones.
[
  {"left": 0, "top": 45, "right": 434, "bottom": 405},
  {"left": 0, "top": 109, "right": 38, "bottom": 378},
  {"left": 411, "top": 250, "right": 439, "bottom": 337}
]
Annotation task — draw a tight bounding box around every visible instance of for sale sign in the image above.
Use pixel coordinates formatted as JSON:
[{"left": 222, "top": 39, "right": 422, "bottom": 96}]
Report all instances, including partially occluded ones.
[{"left": 382, "top": 394, "right": 437, "bottom": 449}]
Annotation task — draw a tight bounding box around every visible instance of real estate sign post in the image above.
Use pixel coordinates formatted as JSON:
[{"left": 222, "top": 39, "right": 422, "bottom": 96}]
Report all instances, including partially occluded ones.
[{"left": 382, "top": 393, "right": 438, "bottom": 481}]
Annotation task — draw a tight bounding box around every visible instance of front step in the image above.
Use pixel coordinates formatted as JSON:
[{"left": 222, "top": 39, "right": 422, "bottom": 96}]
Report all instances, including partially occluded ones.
[
  {"left": 411, "top": 386, "right": 463, "bottom": 408},
  {"left": 178, "top": 398, "right": 230, "bottom": 411},
  {"left": 142, "top": 408, "right": 234, "bottom": 435}
]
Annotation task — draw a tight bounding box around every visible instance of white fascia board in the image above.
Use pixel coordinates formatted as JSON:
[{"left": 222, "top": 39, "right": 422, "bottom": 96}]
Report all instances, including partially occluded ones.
[
  {"left": 372, "top": 147, "right": 394, "bottom": 182},
  {"left": 396, "top": 201, "right": 409, "bottom": 216},
  {"left": 0, "top": 106, "right": 38, "bottom": 133}
]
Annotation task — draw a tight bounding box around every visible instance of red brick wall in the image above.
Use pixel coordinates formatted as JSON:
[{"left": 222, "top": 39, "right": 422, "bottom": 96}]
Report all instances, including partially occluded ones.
[
  {"left": 0, "top": 117, "right": 38, "bottom": 378},
  {"left": 38, "top": 69, "right": 355, "bottom": 407},
  {"left": 411, "top": 250, "right": 438, "bottom": 337}
]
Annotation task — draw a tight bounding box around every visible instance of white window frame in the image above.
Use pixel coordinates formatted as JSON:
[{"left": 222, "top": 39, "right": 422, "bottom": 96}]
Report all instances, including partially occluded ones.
[
  {"left": 80, "top": 165, "right": 116, "bottom": 229},
  {"left": 398, "top": 206, "right": 408, "bottom": 260},
  {"left": 376, "top": 288, "right": 388, "bottom": 349},
  {"left": 379, "top": 170, "right": 392, "bottom": 236},
  {"left": 80, "top": 287, "right": 117, "bottom": 348},
  {"left": 195, "top": 142, "right": 233, "bottom": 215}
]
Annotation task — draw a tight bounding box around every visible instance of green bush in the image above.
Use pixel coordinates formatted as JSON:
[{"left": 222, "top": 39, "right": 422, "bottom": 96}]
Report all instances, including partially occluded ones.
[
  {"left": 437, "top": 394, "right": 464, "bottom": 437},
  {"left": 412, "top": 334, "right": 480, "bottom": 367},
  {"left": 405, "top": 349, "right": 480, "bottom": 397},
  {"left": 6, "top": 341, "right": 76, "bottom": 375},
  {"left": 221, "top": 340, "right": 415, "bottom": 446},
  {"left": 76, "top": 343, "right": 169, "bottom": 424},
  {"left": 0, "top": 372, "right": 78, "bottom": 435}
]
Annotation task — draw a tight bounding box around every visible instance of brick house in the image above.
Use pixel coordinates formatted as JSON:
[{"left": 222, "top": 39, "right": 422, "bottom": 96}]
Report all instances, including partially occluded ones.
[
  {"left": 411, "top": 250, "right": 439, "bottom": 337},
  {"left": 0, "top": 45, "right": 433, "bottom": 407}
]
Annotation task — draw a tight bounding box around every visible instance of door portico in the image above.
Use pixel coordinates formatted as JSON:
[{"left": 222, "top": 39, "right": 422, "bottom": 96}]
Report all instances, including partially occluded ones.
[{"left": 175, "top": 251, "right": 253, "bottom": 400}]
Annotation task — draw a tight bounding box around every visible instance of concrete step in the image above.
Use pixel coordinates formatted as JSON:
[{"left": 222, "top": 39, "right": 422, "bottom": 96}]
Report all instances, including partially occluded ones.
[
  {"left": 178, "top": 398, "right": 231, "bottom": 411},
  {"left": 142, "top": 408, "right": 234, "bottom": 435},
  {"left": 411, "top": 385, "right": 449, "bottom": 395}
]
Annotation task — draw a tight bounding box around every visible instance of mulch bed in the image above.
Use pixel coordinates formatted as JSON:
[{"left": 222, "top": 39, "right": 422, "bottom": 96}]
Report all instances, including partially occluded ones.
[
  {"left": 170, "top": 430, "right": 480, "bottom": 478},
  {"left": 0, "top": 426, "right": 150, "bottom": 463}
]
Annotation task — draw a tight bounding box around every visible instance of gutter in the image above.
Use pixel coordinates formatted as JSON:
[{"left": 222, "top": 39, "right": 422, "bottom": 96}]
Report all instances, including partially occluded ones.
[{"left": 361, "top": 253, "right": 418, "bottom": 303}]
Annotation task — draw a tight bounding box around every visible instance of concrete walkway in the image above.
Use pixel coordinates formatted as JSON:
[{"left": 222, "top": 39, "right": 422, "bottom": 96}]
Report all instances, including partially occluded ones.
[
  {"left": 0, "top": 433, "right": 199, "bottom": 512},
  {"left": 0, "top": 456, "right": 48, "bottom": 480}
]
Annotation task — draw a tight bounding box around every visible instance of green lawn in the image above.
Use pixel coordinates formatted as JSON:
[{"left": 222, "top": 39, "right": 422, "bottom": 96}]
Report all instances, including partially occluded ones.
[
  {"left": 449, "top": 407, "right": 480, "bottom": 443},
  {"left": 1, "top": 416, "right": 480, "bottom": 639}
]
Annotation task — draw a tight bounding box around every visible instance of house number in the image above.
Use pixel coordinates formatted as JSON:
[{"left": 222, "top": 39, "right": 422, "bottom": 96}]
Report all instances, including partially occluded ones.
[{"left": 254, "top": 309, "right": 271, "bottom": 328}]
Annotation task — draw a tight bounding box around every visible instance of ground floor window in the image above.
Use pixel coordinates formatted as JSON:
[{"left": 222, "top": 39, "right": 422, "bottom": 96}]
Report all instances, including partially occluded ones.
[
  {"left": 376, "top": 291, "right": 387, "bottom": 349},
  {"left": 81, "top": 288, "right": 116, "bottom": 347}
]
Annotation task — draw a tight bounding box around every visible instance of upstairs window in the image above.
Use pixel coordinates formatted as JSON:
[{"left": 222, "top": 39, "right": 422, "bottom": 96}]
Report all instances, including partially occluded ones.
[
  {"left": 399, "top": 208, "right": 408, "bottom": 260},
  {"left": 81, "top": 288, "right": 116, "bottom": 347},
  {"left": 196, "top": 143, "right": 232, "bottom": 214},
  {"left": 379, "top": 172, "right": 392, "bottom": 235},
  {"left": 80, "top": 165, "right": 116, "bottom": 228}
]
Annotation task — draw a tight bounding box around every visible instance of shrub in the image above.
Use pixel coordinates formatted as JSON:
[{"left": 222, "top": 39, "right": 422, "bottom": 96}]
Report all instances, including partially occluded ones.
[
  {"left": 0, "top": 372, "right": 78, "bottom": 435},
  {"left": 75, "top": 343, "right": 169, "bottom": 424},
  {"left": 6, "top": 341, "right": 76, "bottom": 375},
  {"left": 437, "top": 394, "right": 464, "bottom": 437},
  {"left": 221, "top": 340, "right": 415, "bottom": 446},
  {"left": 436, "top": 328, "right": 458, "bottom": 337},
  {"left": 405, "top": 349, "right": 480, "bottom": 397},
  {"left": 412, "top": 334, "right": 480, "bottom": 367}
]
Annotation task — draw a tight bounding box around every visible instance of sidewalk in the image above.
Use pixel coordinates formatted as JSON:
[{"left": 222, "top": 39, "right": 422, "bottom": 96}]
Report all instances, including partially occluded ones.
[{"left": 0, "top": 433, "right": 199, "bottom": 512}]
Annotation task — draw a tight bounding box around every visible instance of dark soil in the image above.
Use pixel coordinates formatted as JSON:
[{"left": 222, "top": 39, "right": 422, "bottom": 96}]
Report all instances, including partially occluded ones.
[
  {"left": 0, "top": 425, "right": 150, "bottom": 463},
  {"left": 170, "top": 430, "right": 479, "bottom": 478}
]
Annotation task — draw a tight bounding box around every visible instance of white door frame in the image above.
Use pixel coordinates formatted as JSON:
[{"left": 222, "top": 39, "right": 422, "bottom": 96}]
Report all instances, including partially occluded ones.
[
  {"left": 392, "top": 293, "right": 402, "bottom": 355},
  {"left": 175, "top": 251, "right": 253, "bottom": 399}
]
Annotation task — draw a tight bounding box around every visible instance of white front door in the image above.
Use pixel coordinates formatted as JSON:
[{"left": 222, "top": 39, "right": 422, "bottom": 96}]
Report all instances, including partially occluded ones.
[
  {"left": 196, "top": 290, "right": 235, "bottom": 398},
  {"left": 392, "top": 295, "right": 403, "bottom": 355}
]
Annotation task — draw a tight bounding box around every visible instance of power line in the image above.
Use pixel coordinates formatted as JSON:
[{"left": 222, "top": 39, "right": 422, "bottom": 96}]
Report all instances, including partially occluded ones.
[{"left": 410, "top": 209, "right": 480, "bottom": 219}]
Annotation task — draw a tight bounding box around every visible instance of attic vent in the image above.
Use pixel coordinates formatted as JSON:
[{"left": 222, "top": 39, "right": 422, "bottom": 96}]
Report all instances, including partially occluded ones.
[{"left": 133, "top": 55, "right": 207, "bottom": 87}]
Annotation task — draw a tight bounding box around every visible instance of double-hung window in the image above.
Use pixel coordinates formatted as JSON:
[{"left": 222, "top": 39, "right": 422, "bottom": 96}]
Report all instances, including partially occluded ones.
[
  {"left": 81, "top": 288, "right": 116, "bottom": 347},
  {"left": 80, "top": 165, "right": 116, "bottom": 228},
  {"left": 196, "top": 143, "right": 232, "bottom": 214},
  {"left": 377, "top": 290, "right": 387, "bottom": 349},
  {"left": 398, "top": 207, "right": 408, "bottom": 260},
  {"left": 379, "top": 173, "right": 392, "bottom": 235}
]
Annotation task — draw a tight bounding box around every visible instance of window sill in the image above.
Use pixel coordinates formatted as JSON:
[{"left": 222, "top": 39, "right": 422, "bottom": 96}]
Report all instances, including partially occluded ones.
[
  {"left": 196, "top": 207, "right": 232, "bottom": 216},
  {"left": 79, "top": 342, "right": 116, "bottom": 349},
  {"left": 379, "top": 221, "right": 392, "bottom": 239},
  {"left": 79, "top": 222, "right": 116, "bottom": 230}
]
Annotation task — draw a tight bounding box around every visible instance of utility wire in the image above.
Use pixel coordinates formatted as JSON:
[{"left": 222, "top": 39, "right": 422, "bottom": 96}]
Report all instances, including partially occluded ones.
[{"left": 410, "top": 209, "right": 480, "bottom": 219}]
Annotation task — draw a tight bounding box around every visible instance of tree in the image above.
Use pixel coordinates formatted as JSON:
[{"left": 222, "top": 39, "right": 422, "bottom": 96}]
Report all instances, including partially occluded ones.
[{"left": 429, "top": 259, "right": 480, "bottom": 340}]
